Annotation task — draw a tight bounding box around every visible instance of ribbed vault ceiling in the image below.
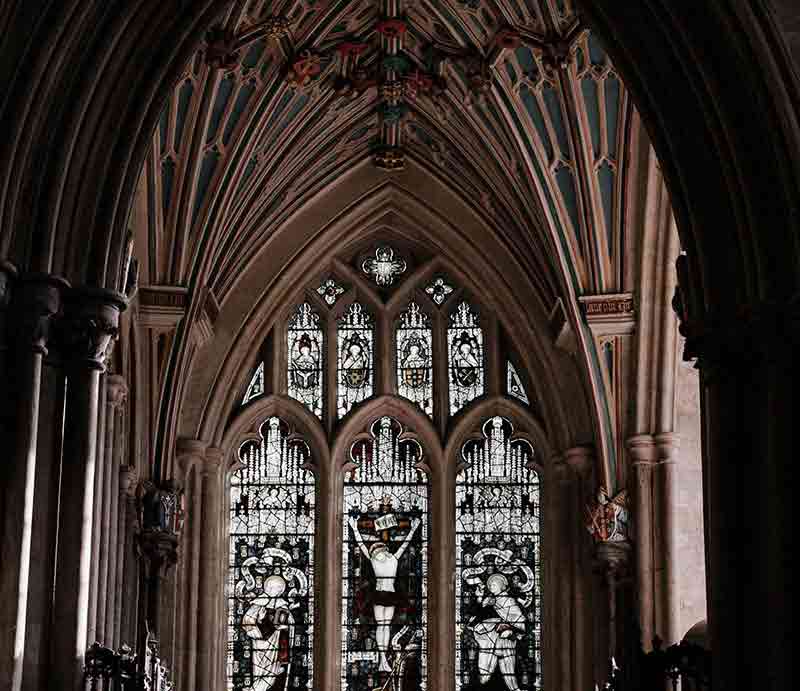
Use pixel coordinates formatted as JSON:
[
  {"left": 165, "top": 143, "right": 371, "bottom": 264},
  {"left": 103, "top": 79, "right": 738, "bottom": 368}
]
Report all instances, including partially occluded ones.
[{"left": 143, "top": 0, "right": 632, "bottom": 312}]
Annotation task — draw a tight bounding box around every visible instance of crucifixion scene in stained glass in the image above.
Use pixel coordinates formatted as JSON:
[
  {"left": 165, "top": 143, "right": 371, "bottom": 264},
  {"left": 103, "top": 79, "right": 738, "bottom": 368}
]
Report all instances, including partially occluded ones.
[
  {"left": 337, "top": 302, "right": 374, "bottom": 418},
  {"left": 396, "top": 301, "right": 434, "bottom": 417},
  {"left": 448, "top": 301, "right": 485, "bottom": 415},
  {"left": 287, "top": 302, "right": 324, "bottom": 419},
  {"left": 342, "top": 416, "right": 428, "bottom": 691},
  {"left": 456, "top": 416, "right": 541, "bottom": 691},
  {"left": 228, "top": 417, "right": 315, "bottom": 691}
]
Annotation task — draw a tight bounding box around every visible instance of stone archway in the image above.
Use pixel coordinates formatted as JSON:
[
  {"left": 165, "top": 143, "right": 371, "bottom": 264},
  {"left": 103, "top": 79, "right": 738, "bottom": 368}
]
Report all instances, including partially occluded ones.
[{"left": 0, "top": 3, "right": 797, "bottom": 690}]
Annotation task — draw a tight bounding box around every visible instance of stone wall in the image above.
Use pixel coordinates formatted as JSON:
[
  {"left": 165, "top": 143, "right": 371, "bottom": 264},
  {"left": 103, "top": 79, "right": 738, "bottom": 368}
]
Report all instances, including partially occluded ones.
[{"left": 674, "top": 362, "right": 707, "bottom": 636}]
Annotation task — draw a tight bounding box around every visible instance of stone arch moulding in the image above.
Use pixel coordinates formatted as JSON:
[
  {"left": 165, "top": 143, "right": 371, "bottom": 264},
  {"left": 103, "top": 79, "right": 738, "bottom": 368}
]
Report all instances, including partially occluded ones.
[{"left": 177, "top": 167, "right": 596, "bottom": 481}]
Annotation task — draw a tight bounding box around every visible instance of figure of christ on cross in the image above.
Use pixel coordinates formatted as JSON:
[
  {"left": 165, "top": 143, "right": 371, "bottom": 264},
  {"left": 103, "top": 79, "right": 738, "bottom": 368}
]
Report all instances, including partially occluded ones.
[{"left": 348, "top": 512, "right": 421, "bottom": 673}]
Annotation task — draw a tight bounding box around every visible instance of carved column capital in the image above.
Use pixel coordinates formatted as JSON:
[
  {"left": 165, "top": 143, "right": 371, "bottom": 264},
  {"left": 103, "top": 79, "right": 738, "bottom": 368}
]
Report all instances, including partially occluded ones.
[
  {"left": 202, "top": 447, "right": 225, "bottom": 478},
  {"left": 12, "top": 273, "right": 70, "bottom": 355},
  {"left": 106, "top": 374, "right": 128, "bottom": 408},
  {"left": 175, "top": 438, "right": 208, "bottom": 477},
  {"left": 58, "top": 287, "right": 126, "bottom": 371},
  {"left": 654, "top": 432, "right": 681, "bottom": 463},
  {"left": 626, "top": 434, "right": 657, "bottom": 466}
]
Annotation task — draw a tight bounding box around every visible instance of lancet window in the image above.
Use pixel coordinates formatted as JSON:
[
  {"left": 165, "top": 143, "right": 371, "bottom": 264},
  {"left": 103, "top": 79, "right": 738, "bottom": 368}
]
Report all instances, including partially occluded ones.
[
  {"left": 341, "top": 417, "right": 429, "bottom": 690},
  {"left": 456, "top": 417, "right": 541, "bottom": 690},
  {"left": 227, "top": 417, "right": 316, "bottom": 691}
]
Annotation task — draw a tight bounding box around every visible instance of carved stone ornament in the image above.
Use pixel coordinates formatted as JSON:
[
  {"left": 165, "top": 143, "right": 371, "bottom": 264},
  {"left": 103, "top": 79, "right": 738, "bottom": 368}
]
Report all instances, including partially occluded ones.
[
  {"left": 14, "top": 274, "right": 70, "bottom": 355},
  {"left": 373, "top": 146, "right": 405, "bottom": 171},
  {"left": 58, "top": 288, "right": 126, "bottom": 370}
]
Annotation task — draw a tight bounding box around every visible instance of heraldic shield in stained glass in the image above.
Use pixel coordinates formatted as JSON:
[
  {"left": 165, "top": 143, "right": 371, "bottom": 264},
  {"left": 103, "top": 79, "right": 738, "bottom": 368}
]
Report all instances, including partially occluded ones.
[
  {"left": 449, "top": 301, "right": 485, "bottom": 415},
  {"left": 337, "top": 302, "right": 374, "bottom": 418},
  {"left": 342, "top": 416, "right": 429, "bottom": 691},
  {"left": 456, "top": 417, "right": 541, "bottom": 691},
  {"left": 396, "top": 301, "right": 434, "bottom": 417},
  {"left": 228, "top": 417, "right": 315, "bottom": 691},
  {"left": 287, "top": 303, "right": 324, "bottom": 419}
]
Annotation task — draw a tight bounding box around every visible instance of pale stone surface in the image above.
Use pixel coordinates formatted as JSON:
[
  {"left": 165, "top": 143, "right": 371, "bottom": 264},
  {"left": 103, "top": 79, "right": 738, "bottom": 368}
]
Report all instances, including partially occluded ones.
[{"left": 674, "top": 362, "right": 707, "bottom": 636}]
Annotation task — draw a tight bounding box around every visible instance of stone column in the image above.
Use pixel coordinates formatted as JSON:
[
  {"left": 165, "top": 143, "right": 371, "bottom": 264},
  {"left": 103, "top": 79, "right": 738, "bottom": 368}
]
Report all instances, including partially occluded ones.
[
  {"left": 197, "top": 447, "right": 223, "bottom": 691},
  {"left": 174, "top": 440, "right": 207, "bottom": 691},
  {"left": 105, "top": 377, "right": 127, "bottom": 647},
  {"left": 49, "top": 288, "right": 124, "bottom": 690},
  {"left": 654, "top": 432, "right": 681, "bottom": 645},
  {"left": 86, "top": 373, "right": 108, "bottom": 647},
  {"left": 564, "top": 446, "right": 595, "bottom": 691},
  {"left": 553, "top": 459, "right": 574, "bottom": 691},
  {"left": 0, "top": 273, "right": 65, "bottom": 691},
  {"left": 627, "top": 434, "right": 657, "bottom": 650},
  {"left": 119, "top": 464, "right": 139, "bottom": 648}
]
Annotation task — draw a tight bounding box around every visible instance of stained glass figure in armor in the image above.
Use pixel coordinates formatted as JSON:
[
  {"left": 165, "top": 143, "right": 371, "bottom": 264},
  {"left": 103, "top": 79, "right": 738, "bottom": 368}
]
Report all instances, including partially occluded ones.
[
  {"left": 456, "top": 417, "right": 540, "bottom": 691},
  {"left": 228, "top": 417, "right": 315, "bottom": 691},
  {"left": 396, "top": 302, "right": 434, "bottom": 417},
  {"left": 287, "top": 303, "right": 323, "bottom": 418},
  {"left": 342, "top": 417, "right": 428, "bottom": 691},
  {"left": 337, "top": 303, "right": 374, "bottom": 417},
  {"left": 449, "top": 302, "right": 485, "bottom": 415}
]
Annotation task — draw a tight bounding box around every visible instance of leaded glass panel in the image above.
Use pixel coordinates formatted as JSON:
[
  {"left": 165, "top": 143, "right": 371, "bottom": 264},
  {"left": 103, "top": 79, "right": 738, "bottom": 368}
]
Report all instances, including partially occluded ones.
[
  {"left": 507, "top": 361, "right": 530, "bottom": 405},
  {"left": 243, "top": 361, "right": 266, "bottom": 405},
  {"left": 228, "top": 417, "right": 315, "bottom": 691},
  {"left": 288, "top": 303, "right": 324, "bottom": 419},
  {"left": 396, "top": 302, "right": 434, "bottom": 417},
  {"left": 456, "top": 417, "right": 541, "bottom": 691},
  {"left": 342, "top": 417, "right": 428, "bottom": 691},
  {"left": 337, "top": 302, "right": 374, "bottom": 418},
  {"left": 448, "top": 301, "right": 485, "bottom": 415},
  {"left": 361, "top": 246, "right": 407, "bottom": 286}
]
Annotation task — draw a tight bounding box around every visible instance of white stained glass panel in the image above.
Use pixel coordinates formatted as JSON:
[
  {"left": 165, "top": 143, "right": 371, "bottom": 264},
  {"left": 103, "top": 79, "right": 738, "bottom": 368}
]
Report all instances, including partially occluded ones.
[
  {"left": 242, "top": 361, "right": 265, "bottom": 405},
  {"left": 507, "top": 361, "right": 530, "bottom": 405},
  {"left": 455, "top": 417, "right": 541, "bottom": 691},
  {"left": 228, "top": 417, "right": 315, "bottom": 691},
  {"left": 341, "top": 417, "right": 428, "bottom": 691},
  {"left": 337, "top": 302, "right": 374, "bottom": 418},
  {"left": 448, "top": 301, "right": 485, "bottom": 415},
  {"left": 288, "top": 303, "right": 324, "bottom": 419},
  {"left": 396, "top": 302, "right": 434, "bottom": 417}
]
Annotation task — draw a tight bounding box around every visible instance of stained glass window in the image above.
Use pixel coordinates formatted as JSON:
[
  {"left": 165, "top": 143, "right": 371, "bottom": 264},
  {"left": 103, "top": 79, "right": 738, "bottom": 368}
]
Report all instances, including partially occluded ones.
[
  {"left": 243, "top": 361, "right": 265, "bottom": 405},
  {"left": 396, "top": 302, "right": 434, "bottom": 417},
  {"left": 507, "top": 361, "right": 530, "bottom": 405},
  {"left": 448, "top": 301, "right": 485, "bottom": 415},
  {"left": 228, "top": 417, "right": 315, "bottom": 691},
  {"left": 455, "top": 417, "right": 541, "bottom": 691},
  {"left": 424, "top": 275, "right": 454, "bottom": 306},
  {"left": 342, "top": 417, "right": 428, "bottom": 691},
  {"left": 316, "top": 277, "right": 346, "bottom": 306},
  {"left": 288, "top": 303, "right": 324, "bottom": 419},
  {"left": 362, "top": 246, "right": 407, "bottom": 286},
  {"left": 337, "top": 302, "right": 374, "bottom": 418}
]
